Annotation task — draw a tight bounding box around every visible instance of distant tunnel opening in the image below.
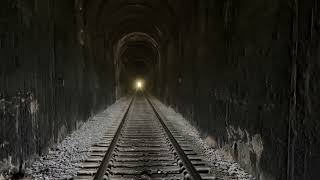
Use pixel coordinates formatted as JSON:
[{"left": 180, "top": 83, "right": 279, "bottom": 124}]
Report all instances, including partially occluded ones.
[{"left": 114, "top": 33, "right": 160, "bottom": 97}]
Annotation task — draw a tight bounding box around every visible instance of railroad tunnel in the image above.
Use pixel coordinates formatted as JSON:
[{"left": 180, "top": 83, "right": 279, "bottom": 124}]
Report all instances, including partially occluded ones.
[{"left": 1, "top": 0, "right": 320, "bottom": 179}]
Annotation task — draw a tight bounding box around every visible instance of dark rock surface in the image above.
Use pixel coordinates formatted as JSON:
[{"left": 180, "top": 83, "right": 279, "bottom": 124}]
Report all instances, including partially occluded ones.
[{"left": 0, "top": 0, "right": 115, "bottom": 175}]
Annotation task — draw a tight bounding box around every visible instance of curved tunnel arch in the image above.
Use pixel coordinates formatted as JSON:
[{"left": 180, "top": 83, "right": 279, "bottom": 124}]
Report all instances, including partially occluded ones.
[
  {"left": 80, "top": 0, "right": 181, "bottom": 99},
  {"left": 85, "top": 0, "right": 179, "bottom": 38},
  {"left": 114, "top": 32, "right": 161, "bottom": 98}
]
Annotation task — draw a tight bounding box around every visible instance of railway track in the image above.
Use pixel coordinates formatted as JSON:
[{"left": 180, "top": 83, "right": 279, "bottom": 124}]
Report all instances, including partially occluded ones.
[{"left": 74, "top": 95, "right": 215, "bottom": 180}]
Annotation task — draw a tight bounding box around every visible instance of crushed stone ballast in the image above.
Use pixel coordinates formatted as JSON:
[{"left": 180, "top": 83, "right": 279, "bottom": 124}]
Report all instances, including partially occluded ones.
[{"left": 75, "top": 95, "right": 215, "bottom": 180}]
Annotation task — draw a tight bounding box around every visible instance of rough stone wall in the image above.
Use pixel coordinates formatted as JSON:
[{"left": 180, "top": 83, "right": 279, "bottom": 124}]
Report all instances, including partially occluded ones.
[
  {"left": 0, "top": 0, "right": 115, "bottom": 174},
  {"left": 290, "top": 0, "right": 320, "bottom": 179},
  {"left": 157, "top": 0, "right": 320, "bottom": 179}
]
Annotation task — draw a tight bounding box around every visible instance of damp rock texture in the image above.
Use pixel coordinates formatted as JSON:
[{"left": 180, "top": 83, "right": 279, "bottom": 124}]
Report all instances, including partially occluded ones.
[{"left": 0, "top": 0, "right": 116, "bottom": 175}]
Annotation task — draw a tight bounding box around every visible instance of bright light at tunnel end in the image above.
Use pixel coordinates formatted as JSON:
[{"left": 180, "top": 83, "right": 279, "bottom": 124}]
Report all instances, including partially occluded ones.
[
  {"left": 137, "top": 81, "right": 142, "bottom": 88},
  {"left": 134, "top": 79, "right": 144, "bottom": 91}
]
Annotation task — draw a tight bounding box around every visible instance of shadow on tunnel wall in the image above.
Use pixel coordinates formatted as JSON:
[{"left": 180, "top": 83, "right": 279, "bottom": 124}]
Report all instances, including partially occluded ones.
[
  {"left": 0, "top": 0, "right": 116, "bottom": 174},
  {"left": 152, "top": 1, "right": 320, "bottom": 180}
]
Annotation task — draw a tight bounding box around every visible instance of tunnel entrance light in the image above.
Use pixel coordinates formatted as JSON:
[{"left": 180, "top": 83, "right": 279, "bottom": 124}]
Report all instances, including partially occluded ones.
[
  {"left": 137, "top": 81, "right": 142, "bottom": 89},
  {"left": 134, "top": 79, "right": 144, "bottom": 91}
]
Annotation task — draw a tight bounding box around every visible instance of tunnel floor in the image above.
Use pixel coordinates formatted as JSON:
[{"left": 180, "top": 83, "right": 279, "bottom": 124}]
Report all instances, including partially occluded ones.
[{"left": 26, "top": 96, "right": 253, "bottom": 180}]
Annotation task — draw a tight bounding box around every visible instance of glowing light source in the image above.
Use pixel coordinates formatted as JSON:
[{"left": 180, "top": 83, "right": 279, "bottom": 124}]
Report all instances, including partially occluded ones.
[
  {"left": 137, "top": 81, "right": 142, "bottom": 88},
  {"left": 135, "top": 80, "right": 144, "bottom": 90}
]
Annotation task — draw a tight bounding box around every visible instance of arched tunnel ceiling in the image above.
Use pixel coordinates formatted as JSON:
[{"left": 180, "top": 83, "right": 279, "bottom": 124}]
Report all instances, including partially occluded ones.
[
  {"left": 82, "top": 0, "right": 189, "bottom": 54},
  {"left": 115, "top": 32, "right": 159, "bottom": 82},
  {"left": 116, "top": 32, "right": 159, "bottom": 65},
  {"left": 120, "top": 41, "right": 158, "bottom": 64},
  {"left": 81, "top": 0, "right": 194, "bottom": 93}
]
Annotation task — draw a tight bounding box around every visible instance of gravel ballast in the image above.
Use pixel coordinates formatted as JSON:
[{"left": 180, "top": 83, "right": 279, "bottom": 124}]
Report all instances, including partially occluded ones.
[
  {"left": 27, "top": 97, "right": 130, "bottom": 180},
  {"left": 152, "top": 97, "right": 254, "bottom": 180},
  {"left": 26, "top": 96, "right": 253, "bottom": 180}
]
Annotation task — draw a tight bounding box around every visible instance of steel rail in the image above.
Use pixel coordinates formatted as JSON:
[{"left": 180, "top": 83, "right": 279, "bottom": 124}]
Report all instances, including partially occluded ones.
[
  {"left": 146, "top": 96, "right": 202, "bottom": 180},
  {"left": 93, "top": 97, "right": 134, "bottom": 180}
]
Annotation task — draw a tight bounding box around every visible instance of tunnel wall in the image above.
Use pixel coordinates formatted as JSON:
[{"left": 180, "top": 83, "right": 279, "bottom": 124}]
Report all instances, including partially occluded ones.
[
  {"left": 157, "top": 0, "right": 320, "bottom": 179},
  {"left": 0, "top": 0, "right": 115, "bottom": 173}
]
